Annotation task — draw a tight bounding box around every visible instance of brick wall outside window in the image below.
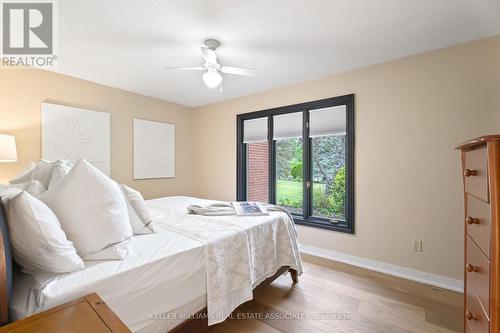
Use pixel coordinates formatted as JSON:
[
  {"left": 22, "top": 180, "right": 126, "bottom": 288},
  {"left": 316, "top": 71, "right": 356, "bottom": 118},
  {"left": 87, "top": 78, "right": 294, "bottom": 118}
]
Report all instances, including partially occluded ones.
[{"left": 247, "top": 142, "right": 269, "bottom": 202}]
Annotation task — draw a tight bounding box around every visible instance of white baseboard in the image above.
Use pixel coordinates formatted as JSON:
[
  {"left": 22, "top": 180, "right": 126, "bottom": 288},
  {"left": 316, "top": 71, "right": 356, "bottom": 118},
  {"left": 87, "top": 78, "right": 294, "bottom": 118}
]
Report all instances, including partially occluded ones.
[{"left": 299, "top": 244, "right": 464, "bottom": 293}]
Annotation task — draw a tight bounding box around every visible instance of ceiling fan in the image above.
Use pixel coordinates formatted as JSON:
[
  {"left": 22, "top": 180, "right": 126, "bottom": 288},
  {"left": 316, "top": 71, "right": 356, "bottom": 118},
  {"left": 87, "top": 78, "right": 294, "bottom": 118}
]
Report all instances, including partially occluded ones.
[{"left": 164, "top": 39, "right": 257, "bottom": 90}]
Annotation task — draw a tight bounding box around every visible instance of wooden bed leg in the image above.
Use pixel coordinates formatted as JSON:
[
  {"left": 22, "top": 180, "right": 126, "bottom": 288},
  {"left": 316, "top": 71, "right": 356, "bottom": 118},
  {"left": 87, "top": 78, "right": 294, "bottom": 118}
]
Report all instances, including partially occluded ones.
[{"left": 289, "top": 268, "right": 298, "bottom": 284}]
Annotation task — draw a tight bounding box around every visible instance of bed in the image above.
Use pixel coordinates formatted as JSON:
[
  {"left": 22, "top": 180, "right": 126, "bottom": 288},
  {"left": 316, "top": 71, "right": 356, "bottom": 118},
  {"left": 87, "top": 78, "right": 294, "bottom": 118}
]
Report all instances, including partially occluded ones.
[
  {"left": 10, "top": 231, "right": 207, "bottom": 333},
  {"left": 0, "top": 196, "right": 302, "bottom": 332}
]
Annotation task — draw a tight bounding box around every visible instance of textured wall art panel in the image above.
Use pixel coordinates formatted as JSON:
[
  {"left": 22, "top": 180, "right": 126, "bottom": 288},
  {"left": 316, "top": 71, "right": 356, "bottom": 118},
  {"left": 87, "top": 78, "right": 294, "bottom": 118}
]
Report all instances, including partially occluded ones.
[
  {"left": 133, "top": 119, "right": 175, "bottom": 179},
  {"left": 41, "top": 102, "right": 111, "bottom": 175}
]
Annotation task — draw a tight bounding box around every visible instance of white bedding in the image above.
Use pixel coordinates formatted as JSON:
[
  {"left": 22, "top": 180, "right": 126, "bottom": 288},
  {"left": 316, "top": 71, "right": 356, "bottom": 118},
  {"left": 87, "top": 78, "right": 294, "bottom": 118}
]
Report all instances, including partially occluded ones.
[
  {"left": 10, "top": 230, "right": 207, "bottom": 333},
  {"left": 147, "top": 196, "right": 303, "bottom": 325},
  {"left": 10, "top": 196, "right": 303, "bottom": 330}
]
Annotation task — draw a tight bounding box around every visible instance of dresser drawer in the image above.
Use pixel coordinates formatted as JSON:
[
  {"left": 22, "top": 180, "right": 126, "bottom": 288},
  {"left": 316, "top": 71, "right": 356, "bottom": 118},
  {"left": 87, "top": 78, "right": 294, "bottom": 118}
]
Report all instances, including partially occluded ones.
[
  {"left": 466, "top": 194, "right": 492, "bottom": 258},
  {"left": 466, "top": 291, "right": 490, "bottom": 333},
  {"left": 464, "top": 147, "right": 489, "bottom": 202},
  {"left": 466, "top": 235, "right": 490, "bottom": 317}
]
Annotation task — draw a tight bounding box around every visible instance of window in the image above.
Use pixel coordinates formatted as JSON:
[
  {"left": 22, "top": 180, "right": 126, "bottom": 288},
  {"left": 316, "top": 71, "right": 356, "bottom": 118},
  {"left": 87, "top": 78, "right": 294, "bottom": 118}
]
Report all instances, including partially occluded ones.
[{"left": 237, "top": 95, "right": 354, "bottom": 233}]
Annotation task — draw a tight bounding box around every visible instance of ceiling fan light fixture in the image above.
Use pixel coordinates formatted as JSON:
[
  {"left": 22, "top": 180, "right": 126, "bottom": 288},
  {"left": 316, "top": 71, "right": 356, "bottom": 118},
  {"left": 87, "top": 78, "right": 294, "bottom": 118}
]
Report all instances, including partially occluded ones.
[
  {"left": 202, "top": 69, "right": 222, "bottom": 88},
  {"left": 164, "top": 39, "right": 256, "bottom": 90}
]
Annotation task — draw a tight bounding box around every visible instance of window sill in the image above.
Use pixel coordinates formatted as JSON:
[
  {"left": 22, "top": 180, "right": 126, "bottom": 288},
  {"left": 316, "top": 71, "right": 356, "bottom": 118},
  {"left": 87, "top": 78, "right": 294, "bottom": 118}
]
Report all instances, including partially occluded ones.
[{"left": 293, "top": 217, "right": 354, "bottom": 234}]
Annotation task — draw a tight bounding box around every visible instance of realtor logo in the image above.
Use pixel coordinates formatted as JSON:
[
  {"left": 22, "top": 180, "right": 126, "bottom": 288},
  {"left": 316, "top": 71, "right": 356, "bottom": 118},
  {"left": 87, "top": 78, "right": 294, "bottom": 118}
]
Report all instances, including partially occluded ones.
[{"left": 1, "top": 0, "right": 57, "bottom": 68}]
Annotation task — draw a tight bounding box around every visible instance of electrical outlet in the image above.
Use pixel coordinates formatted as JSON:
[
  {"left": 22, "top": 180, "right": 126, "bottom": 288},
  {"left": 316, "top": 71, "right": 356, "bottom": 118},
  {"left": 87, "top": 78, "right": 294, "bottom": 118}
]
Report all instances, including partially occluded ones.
[{"left": 413, "top": 240, "right": 423, "bottom": 252}]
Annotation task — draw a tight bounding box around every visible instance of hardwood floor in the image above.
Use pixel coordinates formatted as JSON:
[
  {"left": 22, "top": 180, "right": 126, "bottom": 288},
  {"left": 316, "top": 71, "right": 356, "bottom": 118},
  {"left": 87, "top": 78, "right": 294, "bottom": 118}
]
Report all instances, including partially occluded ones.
[{"left": 210, "top": 254, "right": 463, "bottom": 333}]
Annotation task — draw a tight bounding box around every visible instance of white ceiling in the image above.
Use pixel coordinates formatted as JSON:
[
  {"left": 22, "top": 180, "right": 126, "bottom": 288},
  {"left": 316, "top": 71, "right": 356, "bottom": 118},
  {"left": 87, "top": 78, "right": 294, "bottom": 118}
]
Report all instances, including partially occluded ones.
[{"left": 54, "top": 0, "right": 500, "bottom": 107}]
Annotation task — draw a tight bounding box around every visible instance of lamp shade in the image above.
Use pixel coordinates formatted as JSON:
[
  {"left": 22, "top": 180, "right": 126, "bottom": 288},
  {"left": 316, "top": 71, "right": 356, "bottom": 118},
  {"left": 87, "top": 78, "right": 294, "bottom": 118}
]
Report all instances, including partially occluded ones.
[{"left": 0, "top": 135, "right": 17, "bottom": 162}]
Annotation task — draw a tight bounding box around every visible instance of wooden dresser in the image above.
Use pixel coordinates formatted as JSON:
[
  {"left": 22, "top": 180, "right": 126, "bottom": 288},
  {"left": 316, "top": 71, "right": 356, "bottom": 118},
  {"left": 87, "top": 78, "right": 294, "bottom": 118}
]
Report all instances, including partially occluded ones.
[
  {"left": 457, "top": 135, "right": 500, "bottom": 333},
  {"left": 0, "top": 293, "right": 131, "bottom": 333}
]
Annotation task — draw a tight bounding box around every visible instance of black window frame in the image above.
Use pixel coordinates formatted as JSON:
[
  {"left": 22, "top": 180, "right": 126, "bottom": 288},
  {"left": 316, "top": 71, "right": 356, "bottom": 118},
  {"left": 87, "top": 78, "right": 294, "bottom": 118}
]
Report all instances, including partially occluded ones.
[{"left": 236, "top": 94, "right": 355, "bottom": 234}]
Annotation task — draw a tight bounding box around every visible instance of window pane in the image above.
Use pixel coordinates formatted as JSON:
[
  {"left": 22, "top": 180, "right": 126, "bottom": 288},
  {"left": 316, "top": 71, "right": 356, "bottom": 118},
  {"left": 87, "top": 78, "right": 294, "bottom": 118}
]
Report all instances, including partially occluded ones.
[
  {"left": 243, "top": 117, "right": 267, "bottom": 143},
  {"left": 247, "top": 142, "right": 269, "bottom": 202},
  {"left": 276, "top": 137, "right": 303, "bottom": 215},
  {"left": 311, "top": 106, "right": 346, "bottom": 221},
  {"left": 274, "top": 111, "right": 303, "bottom": 215}
]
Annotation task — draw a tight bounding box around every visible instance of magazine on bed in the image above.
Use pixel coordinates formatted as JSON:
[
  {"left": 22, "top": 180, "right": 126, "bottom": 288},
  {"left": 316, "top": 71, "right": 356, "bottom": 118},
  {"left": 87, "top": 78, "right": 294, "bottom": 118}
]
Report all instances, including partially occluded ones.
[{"left": 232, "top": 202, "right": 269, "bottom": 216}]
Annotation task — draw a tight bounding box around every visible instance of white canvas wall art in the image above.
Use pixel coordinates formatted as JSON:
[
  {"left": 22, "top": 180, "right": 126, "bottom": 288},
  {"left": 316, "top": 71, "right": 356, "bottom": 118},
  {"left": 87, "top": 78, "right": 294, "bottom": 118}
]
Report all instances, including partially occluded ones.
[
  {"left": 41, "top": 102, "right": 111, "bottom": 175},
  {"left": 133, "top": 119, "right": 175, "bottom": 179}
]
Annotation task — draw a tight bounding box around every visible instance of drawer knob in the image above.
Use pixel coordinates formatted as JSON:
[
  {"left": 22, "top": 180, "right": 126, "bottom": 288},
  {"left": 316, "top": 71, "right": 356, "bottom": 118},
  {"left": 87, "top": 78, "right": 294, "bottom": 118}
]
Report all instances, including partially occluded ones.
[
  {"left": 466, "top": 264, "right": 479, "bottom": 273},
  {"left": 464, "top": 169, "right": 478, "bottom": 177},
  {"left": 465, "top": 310, "right": 476, "bottom": 321},
  {"left": 466, "top": 216, "right": 479, "bottom": 225}
]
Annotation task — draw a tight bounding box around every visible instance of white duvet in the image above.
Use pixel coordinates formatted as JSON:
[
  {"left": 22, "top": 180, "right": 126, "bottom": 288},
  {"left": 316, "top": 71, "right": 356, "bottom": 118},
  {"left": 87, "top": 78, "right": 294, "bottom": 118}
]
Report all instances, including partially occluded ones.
[
  {"left": 147, "top": 196, "right": 303, "bottom": 325},
  {"left": 11, "top": 230, "right": 207, "bottom": 333}
]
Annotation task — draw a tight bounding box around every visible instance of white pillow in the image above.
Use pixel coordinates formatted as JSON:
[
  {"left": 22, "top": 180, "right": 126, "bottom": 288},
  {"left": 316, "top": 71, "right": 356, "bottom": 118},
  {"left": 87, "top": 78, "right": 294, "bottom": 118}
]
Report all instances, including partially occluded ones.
[
  {"left": 0, "top": 187, "right": 22, "bottom": 202},
  {"left": 3, "top": 191, "right": 84, "bottom": 273},
  {"left": 48, "top": 160, "right": 74, "bottom": 189},
  {"left": 9, "top": 162, "right": 37, "bottom": 185},
  {"left": 40, "top": 159, "right": 132, "bottom": 258},
  {"left": 14, "top": 180, "right": 47, "bottom": 197},
  {"left": 10, "top": 160, "right": 74, "bottom": 190},
  {"left": 31, "top": 160, "right": 56, "bottom": 188},
  {"left": 119, "top": 184, "right": 153, "bottom": 235}
]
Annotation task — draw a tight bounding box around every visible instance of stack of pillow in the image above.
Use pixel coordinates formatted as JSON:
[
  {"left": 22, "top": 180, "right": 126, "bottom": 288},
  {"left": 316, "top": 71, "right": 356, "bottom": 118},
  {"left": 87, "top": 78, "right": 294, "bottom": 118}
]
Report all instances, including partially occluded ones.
[{"left": 1, "top": 158, "right": 154, "bottom": 274}]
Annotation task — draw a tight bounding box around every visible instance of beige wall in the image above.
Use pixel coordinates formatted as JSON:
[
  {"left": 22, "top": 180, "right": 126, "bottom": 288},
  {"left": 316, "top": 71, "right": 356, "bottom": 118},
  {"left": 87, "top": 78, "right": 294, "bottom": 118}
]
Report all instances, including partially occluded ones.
[
  {"left": 193, "top": 36, "right": 500, "bottom": 280},
  {"left": 0, "top": 69, "right": 193, "bottom": 199}
]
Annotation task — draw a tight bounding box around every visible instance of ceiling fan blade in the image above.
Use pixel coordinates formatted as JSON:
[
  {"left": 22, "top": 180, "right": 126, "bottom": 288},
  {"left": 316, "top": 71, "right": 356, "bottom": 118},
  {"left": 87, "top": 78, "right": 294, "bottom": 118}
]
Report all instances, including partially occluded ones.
[
  {"left": 220, "top": 66, "right": 257, "bottom": 77},
  {"left": 164, "top": 66, "right": 205, "bottom": 71},
  {"left": 201, "top": 47, "right": 217, "bottom": 64}
]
